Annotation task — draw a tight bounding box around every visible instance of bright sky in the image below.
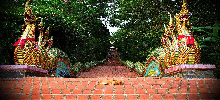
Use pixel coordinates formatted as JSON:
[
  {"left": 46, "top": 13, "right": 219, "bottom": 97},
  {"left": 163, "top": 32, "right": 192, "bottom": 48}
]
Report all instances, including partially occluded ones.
[{"left": 98, "top": 3, "right": 121, "bottom": 36}]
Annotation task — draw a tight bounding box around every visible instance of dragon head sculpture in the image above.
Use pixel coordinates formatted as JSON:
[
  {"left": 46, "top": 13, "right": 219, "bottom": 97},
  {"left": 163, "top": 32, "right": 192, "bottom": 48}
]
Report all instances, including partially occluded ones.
[{"left": 24, "top": 1, "right": 37, "bottom": 23}]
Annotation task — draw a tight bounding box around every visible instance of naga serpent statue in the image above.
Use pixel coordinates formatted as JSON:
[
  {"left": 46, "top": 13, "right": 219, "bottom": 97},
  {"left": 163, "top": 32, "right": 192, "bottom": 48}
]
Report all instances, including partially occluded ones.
[
  {"left": 13, "top": 1, "right": 73, "bottom": 77},
  {"left": 143, "top": 0, "right": 201, "bottom": 77}
]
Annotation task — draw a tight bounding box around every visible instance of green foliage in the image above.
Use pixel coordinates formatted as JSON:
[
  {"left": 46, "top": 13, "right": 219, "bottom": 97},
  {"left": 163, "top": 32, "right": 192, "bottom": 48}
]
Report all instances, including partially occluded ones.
[
  {"left": 0, "top": 0, "right": 111, "bottom": 65},
  {"left": 191, "top": 21, "right": 220, "bottom": 78},
  {"left": 109, "top": 0, "right": 173, "bottom": 62},
  {"left": 110, "top": 0, "right": 220, "bottom": 63}
]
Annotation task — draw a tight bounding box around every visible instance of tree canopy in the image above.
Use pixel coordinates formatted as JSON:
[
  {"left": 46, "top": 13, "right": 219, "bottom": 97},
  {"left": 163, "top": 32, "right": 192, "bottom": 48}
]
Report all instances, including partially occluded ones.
[
  {"left": 0, "top": 0, "right": 219, "bottom": 78},
  {"left": 109, "top": 0, "right": 220, "bottom": 63},
  {"left": 0, "top": 0, "right": 111, "bottom": 64}
]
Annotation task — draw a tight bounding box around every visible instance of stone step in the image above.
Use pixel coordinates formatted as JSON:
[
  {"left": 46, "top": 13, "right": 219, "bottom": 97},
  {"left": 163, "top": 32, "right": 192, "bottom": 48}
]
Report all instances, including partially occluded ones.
[
  {"left": 0, "top": 77, "right": 220, "bottom": 100},
  {"left": 78, "top": 66, "right": 139, "bottom": 78}
]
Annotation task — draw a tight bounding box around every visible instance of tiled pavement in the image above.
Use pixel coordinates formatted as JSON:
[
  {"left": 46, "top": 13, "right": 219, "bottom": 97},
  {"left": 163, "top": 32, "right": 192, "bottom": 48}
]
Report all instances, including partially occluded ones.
[
  {"left": 0, "top": 63, "right": 220, "bottom": 100},
  {"left": 0, "top": 77, "right": 220, "bottom": 100},
  {"left": 78, "top": 66, "right": 139, "bottom": 78}
]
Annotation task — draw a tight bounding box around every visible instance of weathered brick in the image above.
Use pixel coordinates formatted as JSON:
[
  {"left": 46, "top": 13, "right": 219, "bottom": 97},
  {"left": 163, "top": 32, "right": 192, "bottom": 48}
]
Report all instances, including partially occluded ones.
[
  {"left": 59, "top": 85, "right": 67, "bottom": 89},
  {"left": 188, "top": 94, "right": 199, "bottom": 100},
  {"left": 66, "top": 95, "right": 76, "bottom": 100},
  {"left": 103, "top": 95, "right": 113, "bottom": 100},
  {"left": 139, "top": 94, "right": 149, "bottom": 100},
  {"left": 125, "top": 89, "right": 135, "bottom": 94},
  {"left": 189, "top": 88, "right": 198, "bottom": 93},
  {"left": 23, "top": 84, "right": 31, "bottom": 89},
  {"left": 200, "top": 88, "right": 209, "bottom": 93},
  {"left": 22, "top": 88, "right": 30, "bottom": 93},
  {"left": 148, "top": 81, "right": 155, "bottom": 84},
  {"left": 173, "top": 80, "right": 181, "bottom": 84},
  {"left": 180, "top": 84, "right": 188, "bottom": 88},
  {"left": 52, "top": 89, "right": 60, "bottom": 94},
  {"left": 65, "top": 81, "right": 72, "bottom": 85},
  {"left": 42, "top": 89, "right": 50, "bottom": 94},
  {"left": 8, "top": 94, "right": 18, "bottom": 99},
  {"left": 96, "top": 85, "right": 104, "bottom": 89},
  {"left": 204, "top": 80, "right": 213, "bottom": 84},
  {"left": 62, "top": 89, "right": 71, "bottom": 94},
  {"left": 152, "top": 94, "right": 162, "bottom": 100},
  {"left": 81, "top": 81, "right": 89, "bottom": 85},
  {"left": 77, "top": 85, "right": 85, "bottom": 89},
  {"left": 189, "top": 80, "right": 196, "bottom": 85},
  {"left": 104, "top": 90, "right": 113, "bottom": 94},
  {"left": 105, "top": 85, "right": 113, "bottom": 89},
  {"left": 78, "top": 95, "right": 88, "bottom": 100},
  {"left": 198, "top": 83, "right": 207, "bottom": 88},
  {"left": 72, "top": 89, "right": 81, "bottom": 94},
  {"left": 133, "top": 85, "right": 142, "bottom": 90},
  {"left": 136, "top": 89, "right": 146, "bottom": 94},
  {"left": 152, "top": 84, "right": 161, "bottom": 89},
  {"left": 14, "top": 84, "right": 22, "bottom": 89},
  {"left": 176, "top": 94, "right": 186, "bottom": 99},
  {"left": 168, "top": 89, "right": 177, "bottom": 94},
  {"left": 32, "top": 89, "right": 41, "bottom": 94},
  {"left": 31, "top": 94, "right": 41, "bottom": 100},
  {"left": 54, "top": 95, "right": 63, "bottom": 99},
  {"left": 91, "top": 95, "right": 101, "bottom": 100},
  {"left": 68, "top": 85, "right": 76, "bottom": 89},
  {"left": 49, "top": 81, "right": 56, "bottom": 85},
  {"left": 94, "top": 90, "right": 102, "bottom": 94},
  {"left": 83, "top": 89, "right": 92, "bottom": 94},
  {"left": 62, "top": 78, "right": 69, "bottom": 81},
  {"left": 165, "top": 94, "right": 174, "bottom": 100},
  {"left": 197, "top": 80, "right": 204, "bottom": 84},
  {"left": 115, "top": 89, "right": 124, "bottom": 94},
  {"left": 6, "top": 84, "right": 15, "bottom": 89},
  {"left": 42, "top": 84, "right": 49, "bottom": 89},
  {"left": 124, "top": 85, "right": 132, "bottom": 89},
  {"left": 73, "top": 81, "right": 81, "bottom": 85},
  {"left": 157, "top": 88, "right": 167, "bottom": 94},
  {"left": 181, "top": 80, "right": 188, "bottom": 85},
  {"left": 86, "top": 85, "right": 95, "bottom": 89},
  {"left": 160, "top": 78, "right": 167, "bottom": 81},
  {"left": 19, "top": 94, "right": 29, "bottom": 99},
  {"left": 12, "top": 88, "right": 20, "bottom": 93},
  {"left": 55, "top": 78, "right": 62, "bottom": 81},
  {"left": 171, "top": 84, "right": 179, "bottom": 88},
  {"left": 156, "top": 81, "right": 164, "bottom": 84},
  {"left": 33, "top": 77, "right": 39, "bottom": 81},
  {"left": 115, "top": 95, "right": 124, "bottom": 99},
  {"left": 127, "top": 95, "right": 138, "bottom": 100},
  {"left": 209, "top": 87, "right": 220, "bottom": 93},
  {"left": 142, "top": 84, "right": 151, "bottom": 89},
  {"left": 161, "top": 84, "right": 170, "bottom": 89},
  {"left": 207, "top": 83, "right": 216, "bottom": 88},
  {"left": 200, "top": 93, "right": 211, "bottom": 99},
  {"left": 175, "top": 77, "right": 182, "bottom": 81},
  {"left": 179, "top": 88, "right": 187, "bottom": 93},
  {"left": 115, "top": 85, "right": 124, "bottom": 89},
  {"left": 147, "top": 89, "right": 155, "bottom": 94}
]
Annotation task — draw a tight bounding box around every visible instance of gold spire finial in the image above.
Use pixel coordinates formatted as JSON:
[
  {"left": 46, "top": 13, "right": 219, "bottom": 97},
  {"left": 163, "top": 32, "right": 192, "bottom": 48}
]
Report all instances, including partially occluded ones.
[
  {"left": 164, "top": 24, "right": 167, "bottom": 32},
  {"left": 169, "top": 14, "right": 174, "bottom": 30},
  {"left": 24, "top": 0, "right": 37, "bottom": 22}
]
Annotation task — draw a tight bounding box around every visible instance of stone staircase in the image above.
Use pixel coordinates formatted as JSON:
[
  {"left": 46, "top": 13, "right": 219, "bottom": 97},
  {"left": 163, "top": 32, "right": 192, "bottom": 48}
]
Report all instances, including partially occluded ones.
[
  {"left": 78, "top": 66, "right": 139, "bottom": 78},
  {"left": 0, "top": 60, "right": 220, "bottom": 100},
  {"left": 1, "top": 76, "right": 220, "bottom": 100}
]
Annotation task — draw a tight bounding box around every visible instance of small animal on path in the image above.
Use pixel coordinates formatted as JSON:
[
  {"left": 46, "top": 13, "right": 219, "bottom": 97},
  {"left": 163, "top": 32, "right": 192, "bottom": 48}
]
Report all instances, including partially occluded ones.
[{"left": 98, "top": 80, "right": 123, "bottom": 85}]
